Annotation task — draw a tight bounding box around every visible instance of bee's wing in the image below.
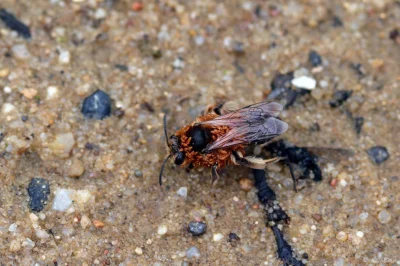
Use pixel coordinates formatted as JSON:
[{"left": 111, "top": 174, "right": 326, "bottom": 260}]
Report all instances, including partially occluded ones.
[{"left": 201, "top": 102, "right": 288, "bottom": 152}]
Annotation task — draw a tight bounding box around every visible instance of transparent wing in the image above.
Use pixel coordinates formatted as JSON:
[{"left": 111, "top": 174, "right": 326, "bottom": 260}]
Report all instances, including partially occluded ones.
[{"left": 201, "top": 102, "right": 288, "bottom": 152}]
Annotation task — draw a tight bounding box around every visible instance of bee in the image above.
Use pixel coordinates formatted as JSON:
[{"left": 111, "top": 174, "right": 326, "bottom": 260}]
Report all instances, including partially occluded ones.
[{"left": 159, "top": 101, "right": 289, "bottom": 185}]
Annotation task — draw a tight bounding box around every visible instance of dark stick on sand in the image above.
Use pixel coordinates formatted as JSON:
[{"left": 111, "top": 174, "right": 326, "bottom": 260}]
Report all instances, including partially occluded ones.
[{"left": 253, "top": 169, "right": 306, "bottom": 266}]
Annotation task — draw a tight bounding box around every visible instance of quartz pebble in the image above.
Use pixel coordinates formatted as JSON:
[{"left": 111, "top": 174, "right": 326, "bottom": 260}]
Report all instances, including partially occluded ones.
[
  {"left": 36, "top": 229, "right": 50, "bottom": 239},
  {"left": 135, "top": 247, "right": 143, "bottom": 255},
  {"left": 49, "top": 133, "right": 75, "bottom": 159},
  {"left": 336, "top": 231, "right": 348, "bottom": 241},
  {"left": 157, "top": 225, "right": 167, "bottom": 235},
  {"left": 68, "top": 158, "right": 85, "bottom": 178},
  {"left": 176, "top": 187, "right": 188, "bottom": 198},
  {"left": 9, "top": 240, "right": 21, "bottom": 252},
  {"left": 58, "top": 50, "right": 71, "bottom": 64},
  {"left": 80, "top": 215, "right": 91, "bottom": 229},
  {"left": 21, "top": 88, "right": 37, "bottom": 99},
  {"left": 46, "top": 86, "right": 59, "bottom": 100},
  {"left": 52, "top": 189, "right": 72, "bottom": 211},
  {"left": 186, "top": 246, "right": 201, "bottom": 259},
  {"left": 213, "top": 233, "right": 224, "bottom": 241},
  {"left": 291, "top": 76, "right": 316, "bottom": 90},
  {"left": 378, "top": 210, "right": 391, "bottom": 224},
  {"left": 11, "top": 44, "right": 31, "bottom": 60}
]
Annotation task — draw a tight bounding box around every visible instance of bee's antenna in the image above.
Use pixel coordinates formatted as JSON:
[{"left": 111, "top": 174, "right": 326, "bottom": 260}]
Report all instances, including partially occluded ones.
[
  {"left": 159, "top": 154, "right": 172, "bottom": 186},
  {"left": 163, "top": 114, "right": 170, "bottom": 147}
]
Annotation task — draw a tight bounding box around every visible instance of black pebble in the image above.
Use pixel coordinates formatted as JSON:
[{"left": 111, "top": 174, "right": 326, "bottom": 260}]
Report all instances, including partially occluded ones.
[
  {"left": 81, "top": 89, "right": 111, "bottom": 119},
  {"left": 389, "top": 29, "right": 398, "bottom": 41},
  {"left": 114, "top": 64, "right": 128, "bottom": 71},
  {"left": 332, "top": 16, "right": 343, "bottom": 27},
  {"left": 0, "top": 9, "right": 31, "bottom": 39},
  {"left": 367, "top": 146, "right": 389, "bottom": 165},
  {"left": 353, "top": 116, "right": 364, "bottom": 135},
  {"left": 228, "top": 232, "right": 240, "bottom": 242},
  {"left": 308, "top": 50, "right": 323, "bottom": 67},
  {"left": 329, "top": 90, "right": 352, "bottom": 108},
  {"left": 27, "top": 178, "right": 50, "bottom": 212},
  {"left": 188, "top": 221, "right": 207, "bottom": 236}
]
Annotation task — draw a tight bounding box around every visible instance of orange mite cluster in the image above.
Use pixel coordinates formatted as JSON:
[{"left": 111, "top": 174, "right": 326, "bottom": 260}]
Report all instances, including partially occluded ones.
[{"left": 174, "top": 113, "right": 245, "bottom": 169}]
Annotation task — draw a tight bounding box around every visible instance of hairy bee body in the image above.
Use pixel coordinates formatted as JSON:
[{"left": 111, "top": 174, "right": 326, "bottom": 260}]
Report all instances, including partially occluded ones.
[{"left": 173, "top": 113, "right": 245, "bottom": 169}]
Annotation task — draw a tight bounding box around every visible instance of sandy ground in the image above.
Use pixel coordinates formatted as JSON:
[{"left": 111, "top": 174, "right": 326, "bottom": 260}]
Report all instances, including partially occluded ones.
[{"left": 0, "top": 0, "right": 399, "bottom": 265}]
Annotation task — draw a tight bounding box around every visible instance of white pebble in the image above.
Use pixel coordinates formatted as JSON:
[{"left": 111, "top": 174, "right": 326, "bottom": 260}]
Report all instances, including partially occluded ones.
[
  {"left": 172, "top": 58, "right": 185, "bottom": 69},
  {"left": 2, "top": 103, "right": 16, "bottom": 114},
  {"left": 356, "top": 231, "right": 364, "bottom": 238},
  {"left": 291, "top": 76, "right": 317, "bottom": 90},
  {"left": 22, "top": 238, "right": 35, "bottom": 249},
  {"left": 311, "top": 225, "right": 317, "bottom": 231},
  {"left": 58, "top": 50, "right": 71, "bottom": 64},
  {"left": 186, "top": 246, "right": 201, "bottom": 259},
  {"left": 11, "top": 44, "right": 31, "bottom": 60},
  {"left": 157, "top": 225, "right": 167, "bottom": 235},
  {"left": 176, "top": 187, "right": 188, "bottom": 198},
  {"left": 339, "top": 179, "right": 347, "bottom": 187},
  {"left": 94, "top": 8, "right": 107, "bottom": 19},
  {"left": 3, "top": 86, "right": 12, "bottom": 93},
  {"left": 319, "top": 80, "right": 329, "bottom": 88},
  {"left": 46, "top": 86, "right": 59, "bottom": 100},
  {"left": 29, "top": 213, "right": 39, "bottom": 224},
  {"left": 80, "top": 215, "right": 91, "bottom": 229},
  {"left": 213, "top": 233, "right": 224, "bottom": 241},
  {"left": 378, "top": 210, "right": 391, "bottom": 224},
  {"left": 8, "top": 223, "right": 17, "bottom": 232},
  {"left": 135, "top": 247, "right": 143, "bottom": 255},
  {"left": 359, "top": 212, "right": 369, "bottom": 220},
  {"left": 52, "top": 189, "right": 73, "bottom": 211},
  {"left": 35, "top": 229, "right": 50, "bottom": 239},
  {"left": 195, "top": 36, "right": 205, "bottom": 46}
]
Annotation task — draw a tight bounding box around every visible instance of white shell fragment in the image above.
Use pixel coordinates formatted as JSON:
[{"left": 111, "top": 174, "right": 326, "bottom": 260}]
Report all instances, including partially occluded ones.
[{"left": 291, "top": 76, "right": 317, "bottom": 90}]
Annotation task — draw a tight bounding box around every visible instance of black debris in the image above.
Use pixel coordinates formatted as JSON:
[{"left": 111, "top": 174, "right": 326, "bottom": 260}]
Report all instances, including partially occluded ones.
[
  {"left": 353, "top": 116, "right": 364, "bottom": 135},
  {"left": 114, "top": 64, "right": 128, "bottom": 71},
  {"left": 332, "top": 16, "right": 343, "bottom": 27},
  {"left": 231, "top": 41, "right": 245, "bottom": 55},
  {"left": 134, "top": 169, "right": 143, "bottom": 178},
  {"left": 113, "top": 108, "right": 125, "bottom": 118},
  {"left": 0, "top": 9, "right": 31, "bottom": 39},
  {"left": 309, "top": 122, "right": 321, "bottom": 132},
  {"left": 267, "top": 140, "right": 322, "bottom": 182},
  {"left": 81, "top": 89, "right": 111, "bottom": 120},
  {"left": 21, "top": 115, "right": 29, "bottom": 122},
  {"left": 253, "top": 169, "right": 305, "bottom": 266},
  {"left": 367, "top": 146, "right": 390, "bottom": 165},
  {"left": 188, "top": 221, "right": 207, "bottom": 236},
  {"left": 27, "top": 178, "right": 50, "bottom": 212},
  {"left": 268, "top": 72, "right": 312, "bottom": 109},
  {"left": 308, "top": 50, "right": 323, "bottom": 67},
  {"left": 389, "top": 29, "right": 399, "bottom": 41},
  {"left": 350, "top": 63, "right": 366, "bottom": 77},
  {"left": 228, "top": 232, "right": 240, "bottom": 242},
  {"left": 329, "top": 90, "right": 353, "bottom": 108}
]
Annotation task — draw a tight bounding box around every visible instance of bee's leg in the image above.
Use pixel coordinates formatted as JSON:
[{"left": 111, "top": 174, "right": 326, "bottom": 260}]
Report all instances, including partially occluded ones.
[
  {"left": 186, "top": 163, "right": 194, "bottom": 173},
  {"left": 284, "top": 159, "right": 298, "bottom": 192},
  {"left": 232, "top": 151, "right": 281, "bottom": 169},
  {"left": 211, "top": 165, "right": 220, "bottom": 186}
]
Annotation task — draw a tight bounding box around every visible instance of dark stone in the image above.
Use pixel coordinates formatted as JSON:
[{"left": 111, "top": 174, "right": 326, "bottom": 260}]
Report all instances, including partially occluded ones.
[
  {"left": 268, "top": 72, "right": 303, "bottom": 109},
  {"left": 353, "top": 116, "right": 364, "bottom": 135},
  {"left": 114, "top": 64, "right": 128, "bottom": 71},
  {"left": 308, "top": 50, "right": 323, "bottom": 67},
  {"left": 350, "top": 63, "right": 366, "bottom": 77},
  {"left": 329, "top": 90, "right": 353, "bottom": 108},
  {"left": 367, "top": 146, "right": 389, "bottom": 165},
  {"left": 113, "top": 108, "right": 125, "bottom": 118},
  {"left": 309, "top": 122, "right": 321, "bottom": 132},
  {"left": 332, "top": 16, "right": 343, "bottom": 27},
  {"left": 270, "top": 72, "right": 294, "bottom": 91},
  {"left": 0, "top": 9, "right": 31, "bottom": 39},
  {"left": 389, "top": 29, "right": 399, "bottom": 41},
  {"left": 228, "top": 232, "right": 240, "bottom": 242},
  {"left": 188, "top": 221, "right": 207, "bottom": 236},
  {"left": 81, "top": 89, "right": 111, "bottom": 119},
  {"left": 21, "top": 115, "right": 28, "bottom": 122},
  {"left": 27, "top": 178, "right": 50, "bottom": 212},
  {"left": 232, "top": 41, "right": 245, "bottom": 55}
]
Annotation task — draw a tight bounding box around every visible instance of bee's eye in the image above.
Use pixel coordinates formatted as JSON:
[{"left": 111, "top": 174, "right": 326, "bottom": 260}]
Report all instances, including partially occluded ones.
[{"left": 174, "top": 152, "right": 185, "bottom": 165}]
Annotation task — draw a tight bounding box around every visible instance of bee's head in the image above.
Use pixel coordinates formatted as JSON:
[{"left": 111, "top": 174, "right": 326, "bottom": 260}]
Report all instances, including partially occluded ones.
[
  {"left": 170, "top": 135, "right": 185, "bottom": 165},
  {"left": 159, "top": 114, "right": 185, "bottom": 186}
]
